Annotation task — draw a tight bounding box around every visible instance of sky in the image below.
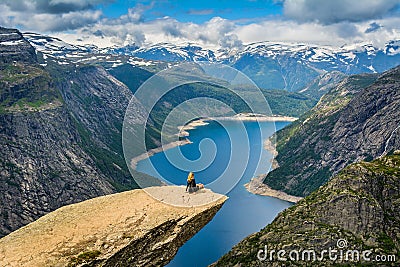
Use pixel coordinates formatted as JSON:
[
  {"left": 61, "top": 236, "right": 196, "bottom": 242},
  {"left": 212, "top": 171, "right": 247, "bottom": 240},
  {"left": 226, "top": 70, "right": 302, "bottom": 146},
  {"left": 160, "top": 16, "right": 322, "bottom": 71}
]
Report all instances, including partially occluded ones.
[{"left": 1, "top": 0, "right": 400, "bottom": 49}]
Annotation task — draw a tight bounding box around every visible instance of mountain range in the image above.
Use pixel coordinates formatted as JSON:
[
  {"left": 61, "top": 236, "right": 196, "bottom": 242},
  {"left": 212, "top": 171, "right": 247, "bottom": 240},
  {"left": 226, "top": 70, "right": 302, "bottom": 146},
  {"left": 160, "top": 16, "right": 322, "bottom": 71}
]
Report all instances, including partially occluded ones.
[
  {"left": 0, "top": 27, "right": 158, "bottom": 237},
  {"left": 23, "top": 32, "right": 400, "bottom": 93},
  {"left": 214, "top": 64, "right": 400, "bottom": 266},
  {"left": 215, "top": 152, "right": 400, "bottom": 266},
  {"left": 263, "top": 66, "right": 400, "bottom": 197},
  {"left": 0, "top": 25, "right": 399, "bottom": 266}
]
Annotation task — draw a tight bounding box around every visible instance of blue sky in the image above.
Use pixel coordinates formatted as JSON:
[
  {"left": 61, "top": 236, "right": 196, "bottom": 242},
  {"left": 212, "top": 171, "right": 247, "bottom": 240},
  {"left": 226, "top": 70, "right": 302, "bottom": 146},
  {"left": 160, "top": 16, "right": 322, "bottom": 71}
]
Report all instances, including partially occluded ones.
[
  {"left": 0, "top": 0, "right": 399, "bottom": 48},
  {"left": 98, "top": 0, "right": 284, "bottom": 23}
]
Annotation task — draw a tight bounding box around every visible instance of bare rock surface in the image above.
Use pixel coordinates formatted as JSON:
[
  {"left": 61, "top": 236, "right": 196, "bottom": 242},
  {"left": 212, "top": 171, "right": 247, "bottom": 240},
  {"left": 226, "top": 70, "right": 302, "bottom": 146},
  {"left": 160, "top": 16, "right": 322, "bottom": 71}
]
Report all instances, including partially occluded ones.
[
  {"left": 0, "top": 186, "right": 227, "bottom": 267},
  {"left": 145, "top": 185, "right": 226, "bottom": 206}
]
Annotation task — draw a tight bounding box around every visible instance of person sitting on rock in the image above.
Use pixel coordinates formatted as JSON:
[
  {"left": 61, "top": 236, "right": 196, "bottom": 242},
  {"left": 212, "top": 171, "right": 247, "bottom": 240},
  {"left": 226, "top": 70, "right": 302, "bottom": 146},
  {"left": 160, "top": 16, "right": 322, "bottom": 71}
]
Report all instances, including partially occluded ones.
[
  {"left": 186, "top": 172, "right": 196, "bottom": 192},
  {"left": 186, "top": 172, "right": 205, "bottom": 193}
]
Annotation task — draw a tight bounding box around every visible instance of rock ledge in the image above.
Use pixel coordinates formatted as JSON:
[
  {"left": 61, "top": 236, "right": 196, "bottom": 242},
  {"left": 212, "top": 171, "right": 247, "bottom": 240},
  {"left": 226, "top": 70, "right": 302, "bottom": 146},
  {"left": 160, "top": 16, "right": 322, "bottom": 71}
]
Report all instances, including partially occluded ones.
[{"left": 0, "top": 186, "right": 227, "bottom": 267}]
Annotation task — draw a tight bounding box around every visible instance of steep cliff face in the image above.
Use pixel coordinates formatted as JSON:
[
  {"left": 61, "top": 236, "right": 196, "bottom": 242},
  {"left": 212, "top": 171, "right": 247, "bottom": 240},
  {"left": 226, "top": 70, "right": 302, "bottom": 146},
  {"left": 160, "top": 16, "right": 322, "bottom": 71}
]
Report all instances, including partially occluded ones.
[
  {"left": 0, "top": 105, "right": 115, "bottom": 236},
  {"left": 0, "top": 27, "right": 59, "bottom": 112},
  {"left": 0, "top": 27, "right": 151, "bottom": 237},
  {"left": 299, "top": 71, "right": 347, "bottom": 99},
  {"left": 214, "top": 153, "right": 400, "bottom": 266},
  {"left": 48, "top": 61, "right": 150, "bottom": 191},
  {"left": 263, "top": 66, "right": 399, "bottom": 196},
  {"left": 232, "top": 52, "right": 320, "bottom": 91},
  {"left": 0, "top": 27, "right": 36, "bottom": 65},
  {"left": 0, "top": 186, "right": 227, "bottom": 267}
]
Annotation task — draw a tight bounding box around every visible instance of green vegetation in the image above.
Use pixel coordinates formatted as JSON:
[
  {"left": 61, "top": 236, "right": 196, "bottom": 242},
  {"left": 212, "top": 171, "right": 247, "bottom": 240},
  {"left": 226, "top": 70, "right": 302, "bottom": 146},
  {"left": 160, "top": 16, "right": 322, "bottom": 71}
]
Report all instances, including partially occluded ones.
[
  {"left": 233, "top": 54, "right": 320, "bottom": 91},
  {"left": 44, "top": 62, "right": 162, "bottom": 192},
  {"left": 68, "top": 250, "right": 101, "bottom": 266},
  {"left": 377, "top": 232, "right": 397, "bottom": 253},
  {"left": 72, "top": 116, "right": 140, "bottom": 191},
  {"left": 262, "top": 89, "right": 317, "bottom": 117},
  {"left": 262, "top": 72, "right": 380, "bottom": 197},
  {"left": 0, "top": 64, "right": 34, "bottom": 83},
  {"left": 0, "top": 62, "right": 62, "bottom": 112},
  {"left": 109, "top": 64, "right": 318, "bottom": 120},
  {"left": 215, "top": 153, "right": 400, "bottom": 266},
  {"left": 108, "top": 64, "right": 153, "bottom": 93},
  {"left": 106, "top": 64, "right": 319, "bottom": 180}
]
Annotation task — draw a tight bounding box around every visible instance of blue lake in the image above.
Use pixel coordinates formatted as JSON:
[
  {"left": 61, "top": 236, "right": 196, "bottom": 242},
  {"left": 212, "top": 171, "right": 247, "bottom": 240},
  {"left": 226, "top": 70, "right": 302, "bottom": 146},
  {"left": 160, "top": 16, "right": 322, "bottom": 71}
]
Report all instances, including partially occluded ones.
[{"left": 136, "top": 120, "right": 292, "bottom": 267}]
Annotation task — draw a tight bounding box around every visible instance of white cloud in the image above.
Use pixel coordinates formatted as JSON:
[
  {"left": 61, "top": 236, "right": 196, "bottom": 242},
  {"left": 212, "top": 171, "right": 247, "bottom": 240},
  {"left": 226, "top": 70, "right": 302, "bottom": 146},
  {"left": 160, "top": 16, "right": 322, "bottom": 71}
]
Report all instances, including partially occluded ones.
[
  {"left": 49, "top": 0, "right": 107, "bottom": 7},
  {"left": 0, "top": 4, "right": 102, "bottom": 32},
  {"left": 54, "top": 13, "right": 400, "bottom": 49},
  {"left": 2, "top": 0, "right": 112, "bottom": 14},
  {"left": 0, "top": 0, "right": 104, "bottom": 32},
  {"left": 63, "top": 15, "right": 244, "bottom": 49},
  {"left": 283, "top": 0, "right": 400, "bottom": 24},
  {"left": 1, "top": 0, "right": 399, "bottom": 49},
  {"left": 235, "top": 17, "right": 400, "bottom": 47},
  {"left": 237, "top": 20, "right": 340, "bottom": 44}
]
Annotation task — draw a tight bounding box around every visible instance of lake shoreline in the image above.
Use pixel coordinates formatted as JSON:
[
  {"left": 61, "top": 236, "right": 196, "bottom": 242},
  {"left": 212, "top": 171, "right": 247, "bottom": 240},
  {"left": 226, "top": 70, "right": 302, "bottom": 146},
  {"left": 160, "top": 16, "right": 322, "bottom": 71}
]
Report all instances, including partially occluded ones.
[
  {"left": 131, "top": 113, "right": 297, "bottom": 171},
  {"left": 130, "top": 139, "right": 192, "bottom": 170},
  {"left": 134, "top": 118, "right": 294, "bottom": 266},
  {"left": 177, "top": 119, "right": 210, "bottom": 137},
  {"left": 210, "top": 113, "right": 298, "bottom": 122},
  {"left": 245, "top": 175, "right": 303, "bottom": 203},
  {"left": 131, "top": 114, "right": 302, "bottom": 204},
  {"left": 244, "top": 129, "right": 303, "bottom": 203}
]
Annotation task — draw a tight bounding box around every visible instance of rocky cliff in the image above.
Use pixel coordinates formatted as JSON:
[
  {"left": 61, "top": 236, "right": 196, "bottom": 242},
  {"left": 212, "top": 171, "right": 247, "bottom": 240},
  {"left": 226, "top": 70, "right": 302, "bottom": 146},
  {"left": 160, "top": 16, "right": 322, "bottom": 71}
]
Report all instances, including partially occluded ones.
[
  {"left": 263, "top": 66, "right": 399, "bottom": 196},
  {"left": 0, "top": 27, "right": 36, "bottom": 65},
  {"left": 299, "top": 71, "right": 347, "bottom": 99},
  {"left": 214, "top": 152, "right": 400, "bottom": 266},
  {"left": 0, "top": 186, "right": 227, "bottom": 267},
  {"left": 0, "top": 27, "right": 155, "bottom": 237}
]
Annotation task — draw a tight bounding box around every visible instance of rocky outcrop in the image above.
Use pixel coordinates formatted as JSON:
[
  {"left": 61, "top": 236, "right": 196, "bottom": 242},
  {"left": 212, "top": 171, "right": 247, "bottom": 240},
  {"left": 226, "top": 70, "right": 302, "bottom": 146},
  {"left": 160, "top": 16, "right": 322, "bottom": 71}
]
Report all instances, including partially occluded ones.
[
  {"left": 0, "top": 186, "right": 227, "bottom": 267},
  {"left": 263, "top": 66, "right": 399, "bottom": 196},
  {"left": 299, "top": 71, "right": 347, "bottom": 99},
  {"left": 0, "top": 27, "right": 36, "bottom": 65},
  {"left": 0, "top": 27, "right": 60, "bottom": 110},
  {"left": 245, "top": 175, "right": 303, "bottom": 203},
  {"left": 214, "top": 153, "right": 400, "bottom": 266},
  {"left": 0, "top": 105, "right": 115, "bottom": 236},
  {"left": 49, "top": 62, "right": 150, "bottom": 190},
  {"left": 0, "top": 27, "right": 153, "bottom": 237}
]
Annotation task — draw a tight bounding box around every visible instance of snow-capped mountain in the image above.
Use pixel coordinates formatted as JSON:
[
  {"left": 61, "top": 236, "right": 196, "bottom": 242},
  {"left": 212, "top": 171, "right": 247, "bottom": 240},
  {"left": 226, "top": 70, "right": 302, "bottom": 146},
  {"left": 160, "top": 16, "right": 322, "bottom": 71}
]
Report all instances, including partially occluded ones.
[
  {"left": 105, "top": 40, "right": 400, "bottom": 91},
  {"left": 23, "top": 32, "right": 160, "bottom": 69},
  {"left": 23, "top": 32, "right": 400, "bottom": 92},
  {"left": 24, "top": 32, "right": 98, "bottom": 56},
  {"left": 226, "top": 41, "right": 400, "bottom": 91},
  {"left": 108, "top": 42, "right": 218, "bottom": 62}
]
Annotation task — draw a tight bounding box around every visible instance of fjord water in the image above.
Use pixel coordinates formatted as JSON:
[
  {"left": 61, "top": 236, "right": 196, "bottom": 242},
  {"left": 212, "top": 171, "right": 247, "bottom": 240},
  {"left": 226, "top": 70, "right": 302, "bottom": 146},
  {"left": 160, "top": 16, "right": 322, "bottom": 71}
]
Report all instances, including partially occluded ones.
[{"left": 136, "top": 120, "right": 292, "bottom": 267}]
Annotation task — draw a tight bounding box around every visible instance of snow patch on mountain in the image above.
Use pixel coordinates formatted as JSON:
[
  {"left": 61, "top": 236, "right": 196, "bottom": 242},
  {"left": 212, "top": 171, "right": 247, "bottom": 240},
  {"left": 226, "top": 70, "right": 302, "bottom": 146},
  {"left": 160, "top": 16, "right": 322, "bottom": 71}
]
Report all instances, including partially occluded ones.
[{"left": 22, "top": 31, "right": 400, "bottom": 90}]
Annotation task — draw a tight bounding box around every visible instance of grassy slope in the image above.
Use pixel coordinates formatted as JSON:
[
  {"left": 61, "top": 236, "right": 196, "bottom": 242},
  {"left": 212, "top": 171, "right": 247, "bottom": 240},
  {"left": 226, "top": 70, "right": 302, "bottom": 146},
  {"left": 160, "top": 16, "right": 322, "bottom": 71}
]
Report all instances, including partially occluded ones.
[
  {"left": 215, "top": 153, "right": 400, "bottom": 266},
  {"left": 263, "top": 73, "right": 380, "bottom": 196},
  {"left": 0, "top": 62, "right": 62, "bottom": 113}
]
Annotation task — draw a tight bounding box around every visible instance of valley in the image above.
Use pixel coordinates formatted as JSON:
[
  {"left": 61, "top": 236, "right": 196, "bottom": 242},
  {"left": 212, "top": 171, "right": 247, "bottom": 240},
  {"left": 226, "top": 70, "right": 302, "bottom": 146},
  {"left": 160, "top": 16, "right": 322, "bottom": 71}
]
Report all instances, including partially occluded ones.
[{"left": 0, "top": 22, "right": 399, "bottom": 267}]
